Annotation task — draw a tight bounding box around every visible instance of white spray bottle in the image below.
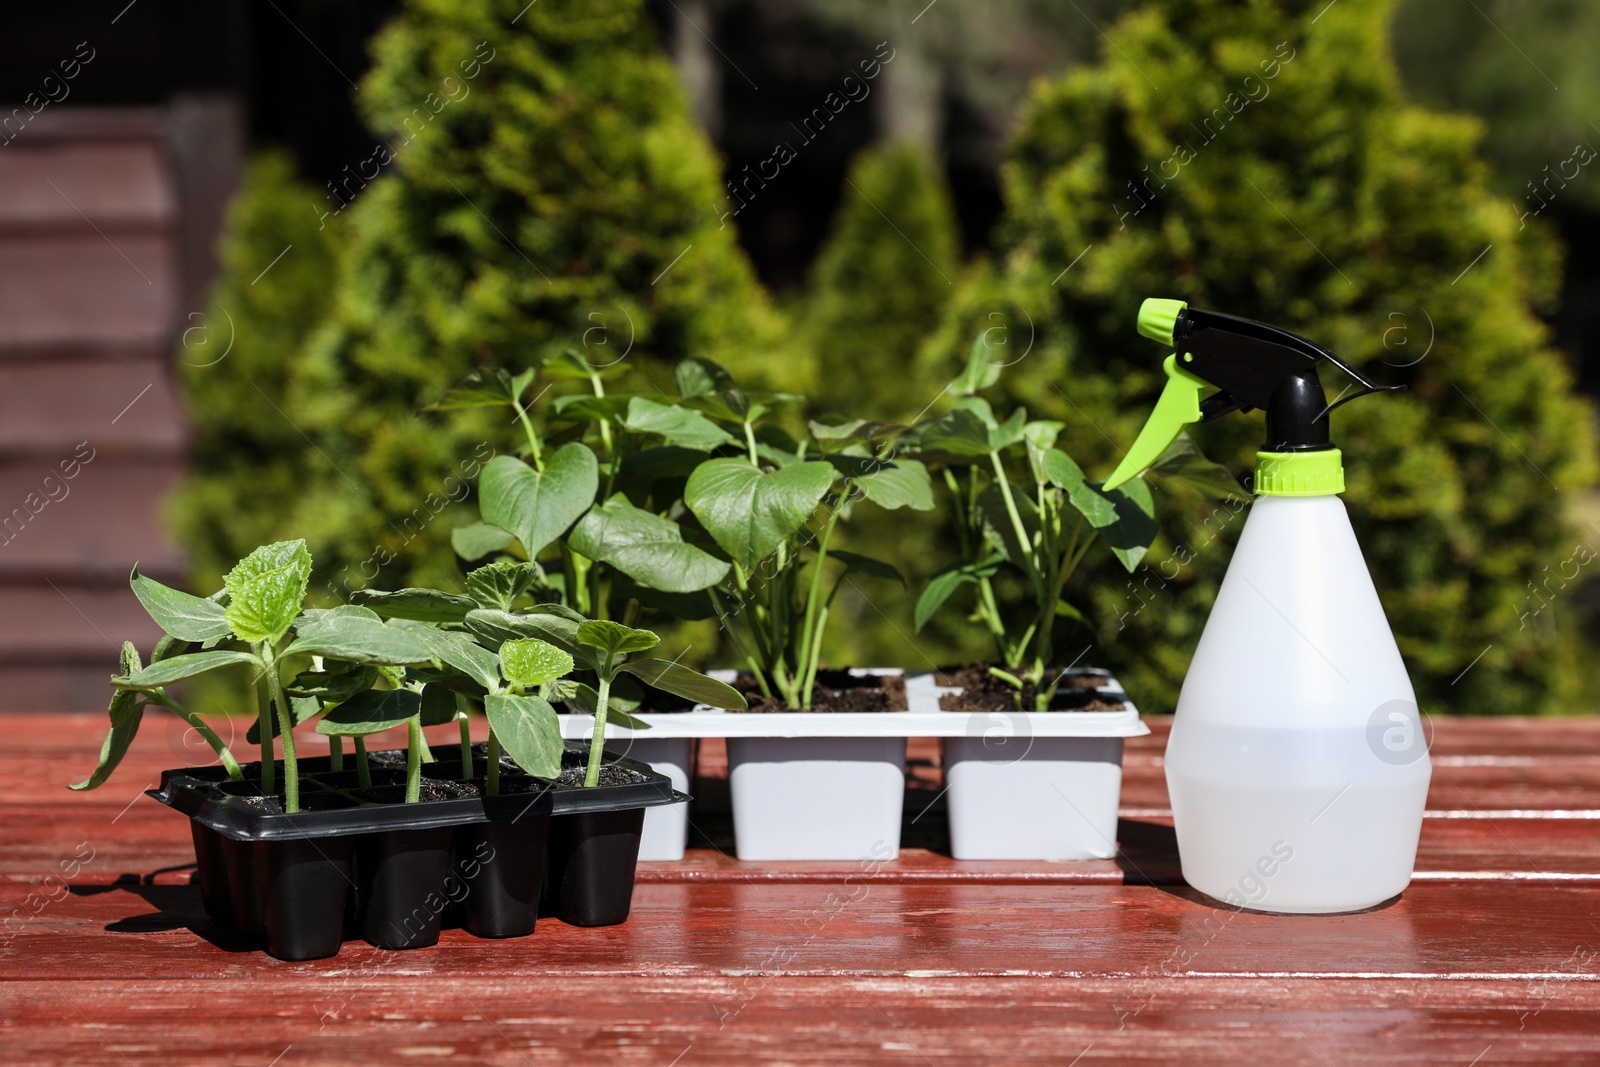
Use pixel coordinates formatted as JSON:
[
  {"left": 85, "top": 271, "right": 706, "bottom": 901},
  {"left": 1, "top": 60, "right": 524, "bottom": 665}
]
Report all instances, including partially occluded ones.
[{"left": 1104, "top": 299, "right": 1431, "bottom": 914}]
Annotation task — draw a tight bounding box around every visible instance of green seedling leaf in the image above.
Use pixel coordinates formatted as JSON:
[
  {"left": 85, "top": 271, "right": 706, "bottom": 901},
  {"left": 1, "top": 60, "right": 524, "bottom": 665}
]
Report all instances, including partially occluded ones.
[
  {"left": 71, "top": 642, "right": 146, "bottom": 790},
  {"left": 316, "top": 689, "right": 422, "bottom": 736},
  {"left": 529, "top": 602, "right": 587, "bottom": 622},
  {"left": 425, "top": 367, "right": 535, "bottom": 410},
  {"left": 500, "top": 638, "right": 574, "bottom": 688},
  {"left": 987, "top": 405, "right": 1029, "bottom": 451},
  {"left": 949, "top": 331, "right": 1003, "bottom": 396},
  {"left": 112, "top": 649, "right": 259, "bottom": 690},
  {"left": 287, "top": 663, "right": 378, "bottom": 701},
  {"left": 674, "top": 356, "right": 735, "bottom": 399},
  {"left": 685, "top": 458, "right": 836, "bottom": 570},
  {"left": 420, "top": 682, "right": 457, "bottom": 727},
  {"left": 911, "top": 406, "right": 993, "bottom": 457},
  {"left": 854, "top": 458, "right": 934, "bottom": 511},
  {"left": 617, "top": 657, "right": 747, "bottom": 709},
  {"left": 349, "top": 587, "right": 477, "bottom": 623},
  {"left": 223, "top": 539, "right": 312, "bottom": 645},
  {"left": 1148, "top": 432, "right": 1244, "bottom": 501},
  {"left": 569, "top": 496, "right": 729, "bottom": 593},
  {"left": 247, "top": 694, "right": 322, "bottom": 744},
  {"left": 551, "top": 394, "right": 634, "bottom": 422},
  {"left": 544, "top": 348, "right": 616, "bottom": 379},
  {"left": 401, "top": 624, "right": 503, "bottom": 692},
  {"left": 1100, "top": 477, "right": 1159, "bottom": 573},
  {"left": 623, "top": 397, "right": 736, "bottom": 449},
  {"left": 829, "top": 550, "right": 906, "bottom": 587},
  {"left": 609, "top": 708, "right": 652, "bottom": 730},
  {"left": 1022, "top": 421, "right": 1065, "bottom": 484},
  {"left": 452, "top": 522, "right": 516, "bottom": 561},
  {"left": 483, "top": 693, "right": 563, "bottom": 778},
  {"left": 407, "top": 667, "right": 487, "bottom": 698},
  {"left": 576, "top": 620, "right": 659, "bottom": 657},
  {"left": 130, "top": 566, "right": 231, "bottom": 643},
  {"left": 808, "top": 418, "right": 906, "bottom": 451},
  {"left": 621, "top": 446, "right": 712, "bottom": 479},
  {"left": 479, "top": 444, "right": 599, "bottom": 559},
  {"left": 297, "top": 605, "right": 382, "bottom": 625},
  {"left": 684, "top": 388, "right": 754, "bottom": 423},
  {"left": 1046, "top": 449, "right": 1120, "bottom": 528},
  {"left": 913, "top": 557, "right": 1003, "bottom": 631},
  {"left": 282, "top": 615, "right": 433, "bottom": 666},
  {"left": 1056, "top": 600, "right": 1090, "bottom": 624},
  {"left": 149, "top": 632, "right": 192, "bottom": 664},
  {"left": 465, "top": 609, "right": 593, "bottom": 668},
  {"left": 823, "top": 453, "right": 885, "bottom": 478},
  {"left": 542, "top": 677, "right": 589, "bottom": 708},
  {"left": 465, "top": 560, "right": 542, "bottom": 611}
]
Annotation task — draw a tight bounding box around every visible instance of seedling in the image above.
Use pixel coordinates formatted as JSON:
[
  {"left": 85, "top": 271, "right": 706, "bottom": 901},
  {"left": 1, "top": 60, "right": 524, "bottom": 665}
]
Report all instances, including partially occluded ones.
[
  {"left": 680, "top": 359, "right": 934, "bottom": 708},
  {"left": 98, "top": 541, "right": 436, "bottom": 813},
  {"left": 463, "top": 607, "right": 744, "bottom": 786},
  {"left": 909, "top": 335, "right": 1236, "bottom": 710},
  {"left": 73, "top": 637, "right": 241, "bottom": 792},
  {"left": 435, "top": 355, "right": 730, "bottom": 618},
  {"left": 342, "top": 558, "right": 743, "bottom": 790}
]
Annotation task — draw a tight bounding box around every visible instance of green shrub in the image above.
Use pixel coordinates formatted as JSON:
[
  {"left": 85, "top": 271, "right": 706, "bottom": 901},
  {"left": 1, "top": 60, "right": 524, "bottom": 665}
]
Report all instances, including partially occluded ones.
[
  {"left": 795, "top": 141, "right": 974, "bottom": 670},
  {"left": 167, "top": 151, "right": 344, "bottom": 592},
  {"left": 802, "top": 141, "right": 960, "bottom": 422},
  {"left": 924, "top": 0, "right": 1598, "bottom": 714}
]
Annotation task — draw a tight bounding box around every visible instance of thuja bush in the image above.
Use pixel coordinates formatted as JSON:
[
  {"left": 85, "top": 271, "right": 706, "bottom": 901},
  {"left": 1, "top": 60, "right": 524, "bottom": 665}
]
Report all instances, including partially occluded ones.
[
  {"left": 797, "top": 141, "right": 969, "bottom": 669},
  {"left": 802, "top": 141, "right": 961, "bottom": 422},
  {"left": 924, "top": 0, "right": 1598, "bottom": 714},
  {"left": 167, "top": 152, "right": 344, "bottom": 592}
]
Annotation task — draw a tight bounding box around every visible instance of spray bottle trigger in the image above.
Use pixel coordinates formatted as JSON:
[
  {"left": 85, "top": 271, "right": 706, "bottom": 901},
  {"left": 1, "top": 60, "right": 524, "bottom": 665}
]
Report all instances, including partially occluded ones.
[{"left": 1103, "top": 354, "right": 1210, "bottom": 490}]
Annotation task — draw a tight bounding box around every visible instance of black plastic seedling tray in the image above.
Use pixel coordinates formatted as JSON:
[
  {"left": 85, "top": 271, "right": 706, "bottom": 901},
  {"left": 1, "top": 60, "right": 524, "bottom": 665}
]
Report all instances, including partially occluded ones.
[
  {"left": 152, "top": 742, "right": 687, "bottom": 961},
  {"left": 151, "top": 742, "right": 684, "bottom": 840}
]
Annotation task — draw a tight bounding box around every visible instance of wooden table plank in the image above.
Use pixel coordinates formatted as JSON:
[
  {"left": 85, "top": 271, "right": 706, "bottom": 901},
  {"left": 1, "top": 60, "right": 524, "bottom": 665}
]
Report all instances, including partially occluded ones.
[
  {"left": 5, "top": 712, "right": 1599, "bottom": 1064},
  {"left": 6, "top": 880, "right": 1599, "bottom": 981},
  {"left": 1, "top": 975, "right": 1595, "bottom": 1065}
]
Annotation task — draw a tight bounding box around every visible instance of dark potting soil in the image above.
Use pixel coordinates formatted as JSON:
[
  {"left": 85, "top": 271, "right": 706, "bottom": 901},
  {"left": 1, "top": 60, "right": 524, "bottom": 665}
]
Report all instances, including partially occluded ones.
[
  {"left": 934, "top": 663, "right": 1127, "bottom": 712},
  {"left": 349, "top": 778, "right": 483, "bottom": 804},
  {"left": 732, "top": 669, "right": 909, "bottom": 713},
  {"left": 237, "top": 794, "right": 285, "bottom": 815},
  {"left": 488, "top": 764, "right": 651, "bottom": 791}
]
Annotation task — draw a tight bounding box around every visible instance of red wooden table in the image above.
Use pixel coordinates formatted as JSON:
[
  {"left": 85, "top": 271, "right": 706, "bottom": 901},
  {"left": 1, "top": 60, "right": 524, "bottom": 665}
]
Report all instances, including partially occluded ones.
[{"left": 3, "top": 713, "right": 1599, "bottom": 1064}]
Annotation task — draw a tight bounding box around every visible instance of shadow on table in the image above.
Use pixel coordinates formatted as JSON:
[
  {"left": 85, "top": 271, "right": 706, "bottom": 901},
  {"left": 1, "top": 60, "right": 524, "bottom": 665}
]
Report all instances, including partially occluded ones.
[
  {"left": 68, "top": 868, "right": 260, "bottom": 952},
  {"left": 1115, "top": 818, "right": 1183, "bottom": 885}
]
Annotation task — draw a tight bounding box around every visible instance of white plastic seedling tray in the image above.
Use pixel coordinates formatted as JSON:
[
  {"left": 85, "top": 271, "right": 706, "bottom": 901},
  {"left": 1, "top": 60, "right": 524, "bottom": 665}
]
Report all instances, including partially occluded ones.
[
  {"left": 559, "top": 669, "right": 1148, "bottom": 863},
  {"left": 556, "top": 669, "right": 1148, "bottom": 739}
]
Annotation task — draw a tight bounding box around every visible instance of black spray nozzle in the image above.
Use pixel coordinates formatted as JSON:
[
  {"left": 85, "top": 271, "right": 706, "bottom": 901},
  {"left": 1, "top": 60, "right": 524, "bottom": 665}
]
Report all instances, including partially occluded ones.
[
  {"left": 1173, "top": 305, "right": 1401, "bottom": 441},
  {"left": 1104, "top": 299, "right": 1403, "bottom": 489}
]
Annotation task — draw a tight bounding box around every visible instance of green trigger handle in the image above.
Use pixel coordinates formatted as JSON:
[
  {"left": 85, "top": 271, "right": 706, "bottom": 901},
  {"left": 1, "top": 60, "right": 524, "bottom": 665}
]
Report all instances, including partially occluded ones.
[{"left": 1103, "top": 353, "right": 1208, "bottom": 490}]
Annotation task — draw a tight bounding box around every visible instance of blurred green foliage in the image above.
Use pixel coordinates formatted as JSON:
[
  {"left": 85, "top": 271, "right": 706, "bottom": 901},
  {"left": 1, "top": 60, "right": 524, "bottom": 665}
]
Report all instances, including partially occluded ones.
[
  {"left": 922, "top": 0, "right": 1598, "bottom": 715},
  {"left": 168, "top": 151, "right": 343, "bottom": 591},
  {"left": 1392, "top": 0, "right": 1600, "bottom": 213},
  {"left": 803, "top": 141, "right": 960, "bottom": 421}
]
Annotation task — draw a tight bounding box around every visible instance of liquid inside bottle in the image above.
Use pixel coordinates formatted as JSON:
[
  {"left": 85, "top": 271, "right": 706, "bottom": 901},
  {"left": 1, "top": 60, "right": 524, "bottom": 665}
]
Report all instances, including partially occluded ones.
[{"left": 1163, "top": 494, "right": 1432, "bottom": 914}]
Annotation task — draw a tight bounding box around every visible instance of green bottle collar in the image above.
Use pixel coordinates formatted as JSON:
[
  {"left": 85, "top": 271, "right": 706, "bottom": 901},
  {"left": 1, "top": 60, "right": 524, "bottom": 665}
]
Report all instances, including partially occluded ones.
[{"left": 1254, "top": 449, "right": 1344, "bottom": 496}]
